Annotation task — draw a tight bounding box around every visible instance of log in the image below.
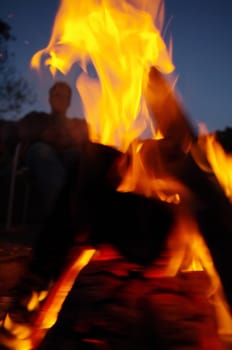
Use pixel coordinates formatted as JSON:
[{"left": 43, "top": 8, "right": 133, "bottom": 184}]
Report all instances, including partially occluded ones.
[
  {"left": 143, "top": 66, "right": 232, "bottom": 309},
  {"left": 37, "top": 260, "right": 225, "bottom": 350},
  {"left": 144, "top": 66, "right": 197, "bottom": 153}
]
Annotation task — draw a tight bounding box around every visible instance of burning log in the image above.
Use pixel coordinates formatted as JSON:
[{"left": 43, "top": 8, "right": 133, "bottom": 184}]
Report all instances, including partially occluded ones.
[
  {"left": 2, "top": 68, "right": 232, "bottom": 349},
  {"left": 144, "top": 66, "right": 197, "bottom": 153},
  {"left": 25, "top": 141, "right": 125, "bottom": 283},
  {"left": 0, "top": 145, "right": 180, "bottom": 350},
  {"left": 1, "top": 0, "right": 232, "bottom": 345},
  {"left": 1, "top": 65, "right": 232, "bottom": 350},
  {"left": 26, "top": 140, "right": 177, "bottom": 285},
  {"left": 143, "top": 66, "right": 232, "bottom": 310},
  {"left": 36, "top": 256, "right": 225, "bottom": 350}
]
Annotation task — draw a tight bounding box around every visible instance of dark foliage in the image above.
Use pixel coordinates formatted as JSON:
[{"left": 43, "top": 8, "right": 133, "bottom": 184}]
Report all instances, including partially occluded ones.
[
  {"left": 216, "top": 126, "right": 232, "bottom": 153},
  {"left": 0, "top": 19, "right": 36, "bottom": 120}
]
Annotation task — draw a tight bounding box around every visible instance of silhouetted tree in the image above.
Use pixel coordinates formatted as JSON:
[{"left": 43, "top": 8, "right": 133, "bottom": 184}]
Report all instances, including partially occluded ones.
[
  {"left": 0, "top": 19, "right": 36, "bottom": 120},
  {"left": 216, "top": 126, "right": 232, "bottom": 153}
]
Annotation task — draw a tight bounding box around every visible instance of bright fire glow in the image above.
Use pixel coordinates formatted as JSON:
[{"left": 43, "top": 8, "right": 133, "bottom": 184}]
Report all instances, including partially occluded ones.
[
  {"left": 117, "top": 138, "right": 186, "bottom": 203},
  {"left": 27, "top": 0, "right": 232, "bottom": 342},
  {"left": 31, "top": 0, "right": 174, "bottom": 152}
]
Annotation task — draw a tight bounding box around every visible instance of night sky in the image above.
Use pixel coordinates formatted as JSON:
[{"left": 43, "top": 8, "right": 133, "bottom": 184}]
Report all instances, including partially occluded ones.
[{"left": 1, "top": 0, "right": 232, "bottom": 133}]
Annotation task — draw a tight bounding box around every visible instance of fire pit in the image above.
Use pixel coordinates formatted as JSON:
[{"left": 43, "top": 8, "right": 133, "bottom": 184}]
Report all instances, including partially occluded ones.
[{"left": 1, "top": 0, "right": 232, "bottom": 349}]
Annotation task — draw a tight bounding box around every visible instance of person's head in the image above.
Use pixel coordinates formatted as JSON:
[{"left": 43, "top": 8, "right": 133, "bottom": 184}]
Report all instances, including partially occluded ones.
[{"left": 49, "top": 81, "right": 72, "bottom": 116}]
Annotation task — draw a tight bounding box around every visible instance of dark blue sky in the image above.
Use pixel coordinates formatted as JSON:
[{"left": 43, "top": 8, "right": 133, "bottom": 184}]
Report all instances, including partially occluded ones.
[{"left": 1, "top": 0, "right": 232, "bottom": 132}]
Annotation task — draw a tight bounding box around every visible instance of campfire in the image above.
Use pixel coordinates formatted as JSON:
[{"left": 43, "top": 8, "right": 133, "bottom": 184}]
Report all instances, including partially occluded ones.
[{"left": 1, "top": 0, "right": 232, "bottom": 349}]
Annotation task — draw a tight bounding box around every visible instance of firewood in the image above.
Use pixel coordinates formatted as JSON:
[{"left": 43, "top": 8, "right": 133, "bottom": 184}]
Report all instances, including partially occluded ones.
[{"left": 144, "top": 66, "right": 197, "bottom": 154}]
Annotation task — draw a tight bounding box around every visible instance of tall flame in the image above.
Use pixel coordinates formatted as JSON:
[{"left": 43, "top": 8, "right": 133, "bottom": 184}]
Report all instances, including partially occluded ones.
[
  {"left": 28, "top": 0, "right": 232, "bottom": 342},
  {"left": 31, "top": 0, "right": 174, "bottom": 152}
]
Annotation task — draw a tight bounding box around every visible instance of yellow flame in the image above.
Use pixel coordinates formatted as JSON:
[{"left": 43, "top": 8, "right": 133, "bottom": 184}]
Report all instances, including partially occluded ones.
[
  {"left": 27, "top": 290, "right": 49, "bottom": 312},
  {"left": 31, "top": 0, "right": 174, "bottom": 152},
  {"left": 2, "top": 313, "right": 31, "bottom": 340}
]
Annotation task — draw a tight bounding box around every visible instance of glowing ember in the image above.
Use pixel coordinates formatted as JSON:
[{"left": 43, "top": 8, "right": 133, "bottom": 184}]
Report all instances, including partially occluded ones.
[{"left": 30, "top": 249, "right": 96, "bottom": 349}]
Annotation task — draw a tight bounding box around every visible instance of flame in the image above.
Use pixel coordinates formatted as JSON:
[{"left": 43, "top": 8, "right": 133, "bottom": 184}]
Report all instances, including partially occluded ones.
[
  {"left": 30, "top": 248, "right": 96, "bottom": 349},
  {"left": 0, "top": 249, "right": 96, "bottom": 350},
  {"left": 192, "top": 126, "right": 232, "bottom": 202},
  {"left": 27, "top": 290, "right": 48, "bottom": 312},
  {"left": 165, "top": 213, "right": 232, "bottom": 336},
  {"left": 117, "top": 138, "right": 186, "bottom": 203},
  {"left": 0, "top": 314, "right": 32, "bottom": 350},
  {"left": 192, "top": 124, "right": 232, "bottom": 202},
  {"left": 2, "top": 313, "right": 31, "bottom": 339},
  {"left": 31, "top": 0, "right": 174, "bottom": 152},
  {"left": 28, "top": 0, "right": 232, "bottom": 342},
  {"left": 204, "top": 133, "right": 232, "bottom": 202}
]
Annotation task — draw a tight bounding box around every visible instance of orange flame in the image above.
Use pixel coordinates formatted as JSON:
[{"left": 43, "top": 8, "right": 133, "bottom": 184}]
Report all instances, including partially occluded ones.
[
  {"left": 192, "top": 125, "right": 232, "bottom": 202},
  {"left": 165, "top": 213, "right": 232, "bottom": 336},
  {"left": 31, "top": 0, "right": 174, "bottom": 152},
  {"left": 117, "top": 138, "right": 187, "bottom": 203},
  {"left": 205, "top": 133, "right": 232, "bottom": 202},
  {"left": 30, "top": 249, "right": 96, "bottom": 348}
]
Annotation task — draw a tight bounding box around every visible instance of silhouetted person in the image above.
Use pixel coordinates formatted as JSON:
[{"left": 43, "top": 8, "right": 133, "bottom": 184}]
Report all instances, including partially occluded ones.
[{"left": 18, "top": 81, "right": 89, "bottom": 223}]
